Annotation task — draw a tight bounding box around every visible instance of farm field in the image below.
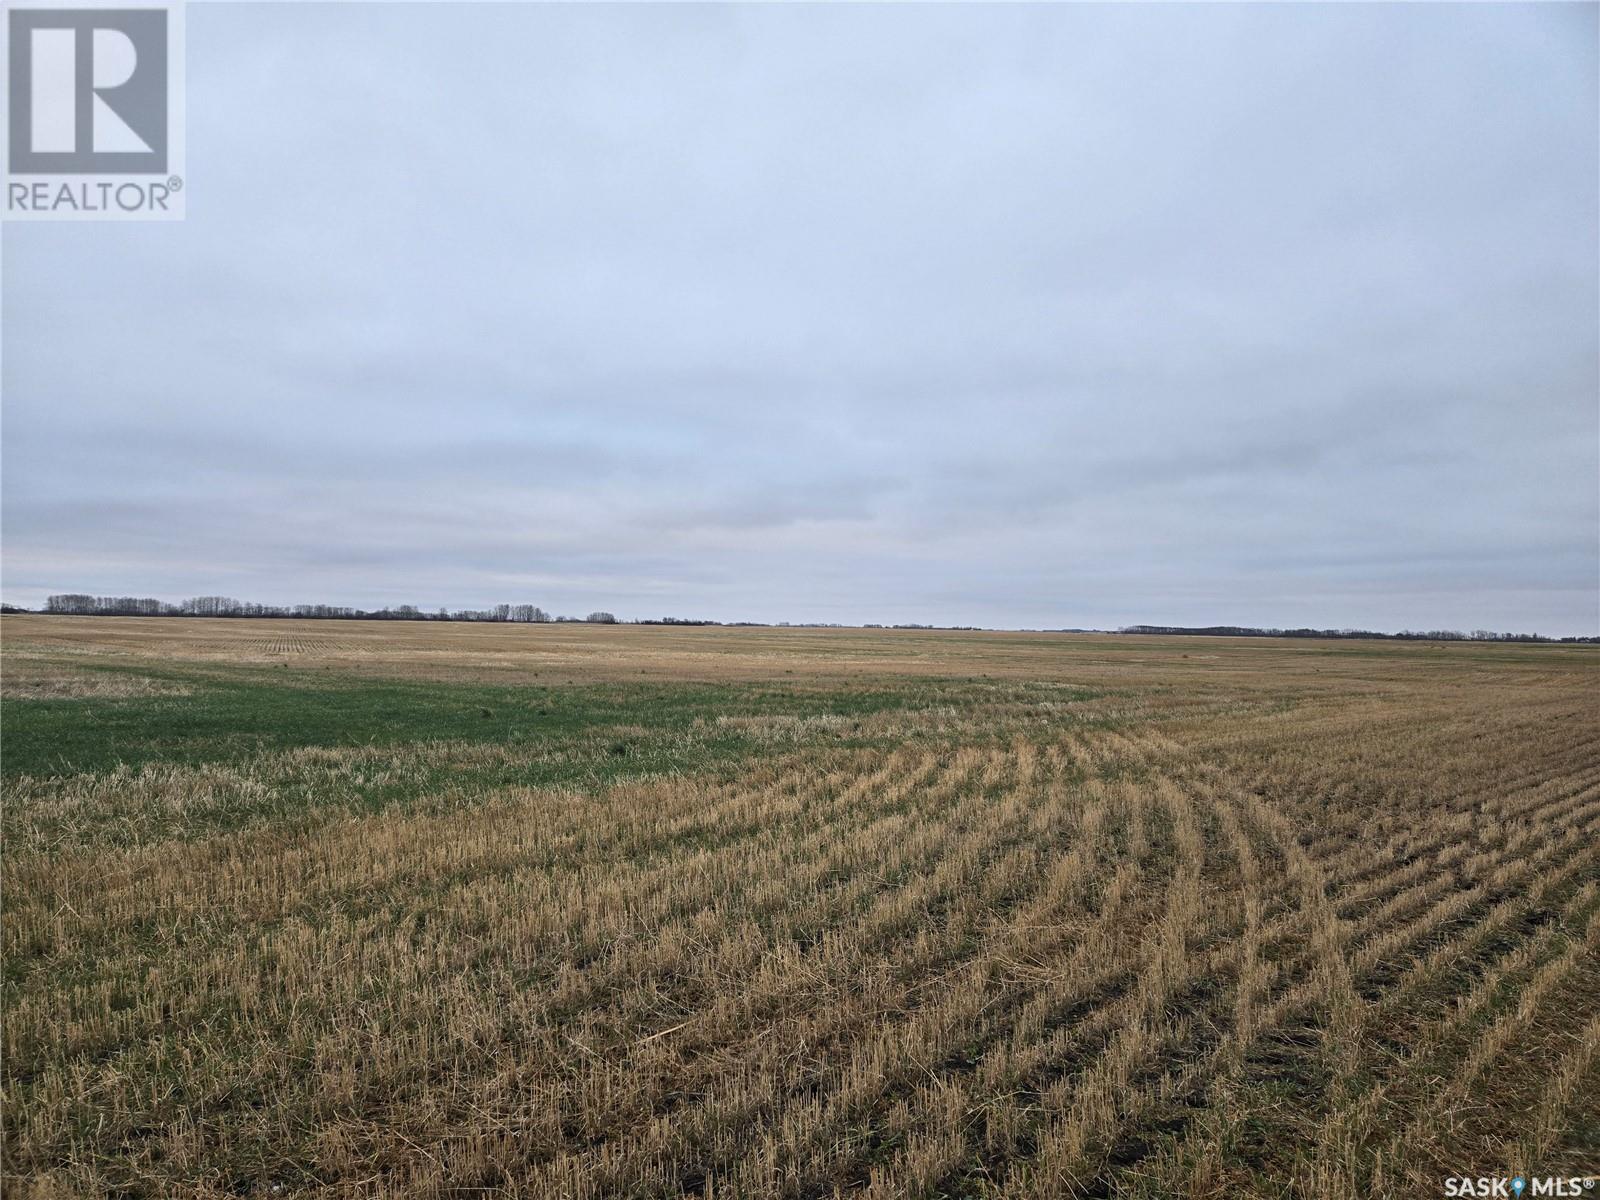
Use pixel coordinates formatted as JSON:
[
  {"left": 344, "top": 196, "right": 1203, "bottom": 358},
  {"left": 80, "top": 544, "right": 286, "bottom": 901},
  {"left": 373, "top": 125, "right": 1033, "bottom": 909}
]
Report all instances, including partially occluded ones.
[{"left": 2, "top": 616, "right": 1598, "bottom": 1198}]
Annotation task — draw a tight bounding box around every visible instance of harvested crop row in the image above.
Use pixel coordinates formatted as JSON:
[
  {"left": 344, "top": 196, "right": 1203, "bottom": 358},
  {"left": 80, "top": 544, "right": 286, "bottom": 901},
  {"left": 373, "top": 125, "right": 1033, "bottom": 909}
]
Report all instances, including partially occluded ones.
[{"left": 3, "top": 620, "right": 1595, "bottom": 1198}]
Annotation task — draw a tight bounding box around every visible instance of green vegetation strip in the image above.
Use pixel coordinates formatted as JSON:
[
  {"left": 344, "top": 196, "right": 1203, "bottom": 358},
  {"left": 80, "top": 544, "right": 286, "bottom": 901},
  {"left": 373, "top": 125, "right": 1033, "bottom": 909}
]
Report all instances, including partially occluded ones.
[{"left": 3, "top": 667, "right": 918, "bottom": 779}]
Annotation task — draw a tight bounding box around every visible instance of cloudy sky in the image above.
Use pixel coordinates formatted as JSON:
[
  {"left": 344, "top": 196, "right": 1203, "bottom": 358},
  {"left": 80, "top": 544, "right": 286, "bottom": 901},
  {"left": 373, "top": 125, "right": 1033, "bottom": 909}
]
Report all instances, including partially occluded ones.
[{"left": 4, "top": 3, "right": 1596, "bottom": 632}]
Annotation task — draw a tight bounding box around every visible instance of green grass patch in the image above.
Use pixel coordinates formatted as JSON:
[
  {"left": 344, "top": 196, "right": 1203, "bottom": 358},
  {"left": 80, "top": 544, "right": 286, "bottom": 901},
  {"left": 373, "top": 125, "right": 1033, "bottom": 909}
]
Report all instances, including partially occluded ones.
[
  {"left": 2, "top": 663, "right": 1113, "bottom": 848},
  {"left": 2, "top": 667, "right": 912, "bottom": 780}
]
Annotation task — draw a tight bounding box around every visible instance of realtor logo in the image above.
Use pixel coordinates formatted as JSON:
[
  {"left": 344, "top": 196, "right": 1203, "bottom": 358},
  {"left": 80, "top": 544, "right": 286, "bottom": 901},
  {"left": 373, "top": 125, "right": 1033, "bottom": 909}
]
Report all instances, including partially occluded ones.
[
  {"left": 3, "top": 1, "right": 185, "bottom": 220},
  {"left": 9, "top": 8, "right": 167, "bottom": 172}
]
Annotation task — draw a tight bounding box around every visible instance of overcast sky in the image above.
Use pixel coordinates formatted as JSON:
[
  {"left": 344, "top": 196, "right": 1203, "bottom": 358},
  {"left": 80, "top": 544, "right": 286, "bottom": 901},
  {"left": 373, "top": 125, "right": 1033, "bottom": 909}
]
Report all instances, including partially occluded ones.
[{"left": 4, "top": 3, "right": 1596, "bottom": 632}]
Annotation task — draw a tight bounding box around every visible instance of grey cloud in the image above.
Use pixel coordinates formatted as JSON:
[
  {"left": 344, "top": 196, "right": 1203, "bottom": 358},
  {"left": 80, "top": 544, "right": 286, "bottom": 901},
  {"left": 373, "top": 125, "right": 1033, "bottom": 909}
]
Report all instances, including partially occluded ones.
[{"left": 3, "top": 3, "right": 1595, "bottom": 633}]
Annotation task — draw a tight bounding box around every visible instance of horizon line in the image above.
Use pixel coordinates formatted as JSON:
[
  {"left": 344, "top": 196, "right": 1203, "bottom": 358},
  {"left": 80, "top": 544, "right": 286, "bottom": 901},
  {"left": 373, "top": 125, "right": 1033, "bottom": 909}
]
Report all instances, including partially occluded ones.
[{"left": 5, "top": 594, "right": 1596, "bottom": 643}]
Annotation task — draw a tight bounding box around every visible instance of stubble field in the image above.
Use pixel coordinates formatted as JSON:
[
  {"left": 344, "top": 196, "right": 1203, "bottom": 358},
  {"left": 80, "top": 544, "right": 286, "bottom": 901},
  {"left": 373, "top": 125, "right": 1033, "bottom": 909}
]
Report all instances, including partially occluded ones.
[{"left": 2, "top": 616, "right": 1597, "bottom": 1198}]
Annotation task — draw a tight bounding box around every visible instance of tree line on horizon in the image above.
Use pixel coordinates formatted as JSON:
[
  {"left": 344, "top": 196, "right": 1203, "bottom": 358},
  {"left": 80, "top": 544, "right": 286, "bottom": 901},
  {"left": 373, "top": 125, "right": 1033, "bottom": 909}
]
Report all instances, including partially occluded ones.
[
  {"left": 1, "top": 596, "right": 1591, "bottom": 643},
  {"left": 1119, "top": 623, "right": 1595, "bottom": 644},
  {"left": 32, "top": 594, "right": 622, "bottom": 624},
  {"left": 15, "top": 596, "right": 960, "bottom": 630}
]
